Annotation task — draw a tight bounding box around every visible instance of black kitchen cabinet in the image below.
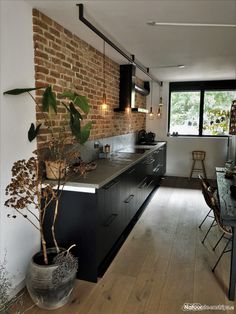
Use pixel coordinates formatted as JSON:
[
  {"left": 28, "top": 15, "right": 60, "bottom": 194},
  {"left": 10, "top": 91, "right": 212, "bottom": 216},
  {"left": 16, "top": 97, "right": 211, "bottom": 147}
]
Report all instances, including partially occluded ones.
[
  {"left": 151, "top": 144, "right": 166, "bottom": 182},
  {"left": 122, "top": 163, "right": 147, "bottom": 221},
  {"left": 44, "top": 143, "right": 166, "bottom": 283},
  {"left": 159, "top": 145, "right": 167, "bottom": 175},
  {"left": 97, "top": 176, "right": 125, "bottom": 264}
]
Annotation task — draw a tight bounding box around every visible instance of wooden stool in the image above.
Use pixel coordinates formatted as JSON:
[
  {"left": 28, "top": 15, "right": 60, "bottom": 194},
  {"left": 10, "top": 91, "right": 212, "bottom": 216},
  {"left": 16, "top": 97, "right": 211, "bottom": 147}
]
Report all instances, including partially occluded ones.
[{"left": 189, "top": 151, "right": 207, "bottom": 179}]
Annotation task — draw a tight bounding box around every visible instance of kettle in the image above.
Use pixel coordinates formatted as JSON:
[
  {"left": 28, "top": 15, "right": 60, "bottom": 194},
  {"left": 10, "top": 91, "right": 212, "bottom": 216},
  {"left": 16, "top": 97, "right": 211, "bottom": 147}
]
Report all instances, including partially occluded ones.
[
  {"left": 138, "top": 129, "right": 147, "bottom": 143},
  {"left": 146, "top": 132, "right": 156, "bottom": 142}
]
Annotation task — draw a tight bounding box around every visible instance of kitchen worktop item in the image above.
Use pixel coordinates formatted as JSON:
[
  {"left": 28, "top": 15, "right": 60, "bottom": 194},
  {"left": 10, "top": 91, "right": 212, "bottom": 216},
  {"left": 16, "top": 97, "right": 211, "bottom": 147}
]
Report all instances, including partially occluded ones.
[{"left": 137, "top": 129, "right": 156, "bottom": 144}]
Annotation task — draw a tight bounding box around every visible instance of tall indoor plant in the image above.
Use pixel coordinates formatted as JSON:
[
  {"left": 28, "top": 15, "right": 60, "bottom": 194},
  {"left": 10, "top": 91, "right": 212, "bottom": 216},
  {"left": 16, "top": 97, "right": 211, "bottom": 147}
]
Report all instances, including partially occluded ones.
[
  {"left": 3, "top": 86, "right": 92, "bottom": 309},
  {"left": 4, "top": 86, "right": 92, "bottom": 179}
]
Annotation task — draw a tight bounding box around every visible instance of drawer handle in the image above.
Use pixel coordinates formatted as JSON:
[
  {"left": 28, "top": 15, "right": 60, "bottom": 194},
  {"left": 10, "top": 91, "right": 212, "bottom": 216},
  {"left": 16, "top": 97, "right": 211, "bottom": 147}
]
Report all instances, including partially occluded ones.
[
  {"left": 143, "top": 159, "right": 155, "bottom": 165},
  {"left": 104, "top": 180, "right": 120, "bottom": 190},
  {"left": 153, "top": 166, "right": 160, "bottom": 173},
  {"left": 140, "top": 181, "right": 147, "bottom": 189},
  {"left": 128, "top": 168, "right": 135, "bottom": 174},
  {"left": 147, "top": 180, "right": 154, "bottom": 188},
  {"left": 103, "top": 214, "right": 118, "bottom": 227},
  {"left": 138, "top": 177, "right": 147, "bottom": 189},
  {"left": 124, "top": 194, "right": 134, "bottom": 203}
]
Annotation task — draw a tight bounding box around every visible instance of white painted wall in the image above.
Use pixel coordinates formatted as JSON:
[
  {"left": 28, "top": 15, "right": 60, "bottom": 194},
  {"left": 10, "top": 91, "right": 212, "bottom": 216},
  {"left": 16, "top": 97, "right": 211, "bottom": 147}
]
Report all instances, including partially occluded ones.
[
  {"left": 0, "top": 0, "right": 39, "bottom": 296},
  {"left": 146, "top": 82, "right": 228, "bottom": 179}
]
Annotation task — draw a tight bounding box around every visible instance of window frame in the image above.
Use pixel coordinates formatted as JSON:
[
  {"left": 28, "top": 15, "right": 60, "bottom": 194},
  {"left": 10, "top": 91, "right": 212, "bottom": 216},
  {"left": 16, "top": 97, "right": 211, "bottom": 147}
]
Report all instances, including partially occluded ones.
[{"left": 168, "top": 80, "right": 236, "bottom": 137}]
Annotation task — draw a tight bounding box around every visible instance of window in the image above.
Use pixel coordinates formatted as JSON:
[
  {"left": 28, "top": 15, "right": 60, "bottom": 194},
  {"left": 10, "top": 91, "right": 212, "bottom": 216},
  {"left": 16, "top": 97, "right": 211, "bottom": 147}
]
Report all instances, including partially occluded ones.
[{"left": 169, "top": 80, "right": 236, "bottom": 136}]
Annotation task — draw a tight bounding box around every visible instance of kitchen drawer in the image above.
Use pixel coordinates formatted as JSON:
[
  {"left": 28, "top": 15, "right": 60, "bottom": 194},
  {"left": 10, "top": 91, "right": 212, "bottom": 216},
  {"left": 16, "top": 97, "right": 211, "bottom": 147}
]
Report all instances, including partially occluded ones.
[{"left": 97, "top": 177, "right": 125, "bottom": 264}]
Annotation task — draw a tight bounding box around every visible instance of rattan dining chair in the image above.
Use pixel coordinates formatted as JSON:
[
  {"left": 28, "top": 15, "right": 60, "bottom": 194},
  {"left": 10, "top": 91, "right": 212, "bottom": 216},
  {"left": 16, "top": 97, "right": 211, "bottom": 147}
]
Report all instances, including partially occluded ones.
[
  {"left": 210, "top": 195, "right": 232, "bottom": 272},
  {"left": 198, "top": 175, "right": 217, "bottom": 244},
  {"left": 199, "top": 176, "right": 232, "bottom": 271}
]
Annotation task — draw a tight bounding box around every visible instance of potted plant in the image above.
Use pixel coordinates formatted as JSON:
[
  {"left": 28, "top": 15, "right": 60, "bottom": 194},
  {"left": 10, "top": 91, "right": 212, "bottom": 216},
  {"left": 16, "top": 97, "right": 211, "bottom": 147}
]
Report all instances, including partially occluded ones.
[
  {"left": 3, "top": 86, "right": 92, "bottom": 179},
  {"left": 3, "top": 86, "right": 92, "bottom": 309}
]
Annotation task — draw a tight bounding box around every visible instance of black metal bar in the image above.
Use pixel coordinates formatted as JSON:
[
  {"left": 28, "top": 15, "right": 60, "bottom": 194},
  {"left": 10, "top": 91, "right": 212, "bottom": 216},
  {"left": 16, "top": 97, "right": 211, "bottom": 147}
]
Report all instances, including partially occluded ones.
[
  {"left": 212, "top": 237, "right": 232, "bottom": 272},
  {"left": 77, "top": 3, "right": 162, "bottom": 86},
  {"left": 201, "top": 219, "right": 216, "bottom": 244},
  {"left": 229, "top": 227, "right": 236, "bottom": 300},
  {"left": 199, "top": 89, "right": 204, "bottom": 136},
  {"left": 212, "top": 232, "right": 225, "bottom": 251},
  {"left": 198, "top": 209, "right": 212, "bottom": 229}
]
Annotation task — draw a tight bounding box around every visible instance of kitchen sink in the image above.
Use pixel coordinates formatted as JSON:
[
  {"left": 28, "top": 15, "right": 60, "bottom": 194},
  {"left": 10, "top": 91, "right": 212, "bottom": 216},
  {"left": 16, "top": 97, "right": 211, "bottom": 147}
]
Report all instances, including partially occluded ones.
[
  {"left": 108, "top": 155, "right": 133, "bottom": 167},
  {"left": 136, "top": 141, "right": 159, "bottom": 146},
  {"left": 117, "top": 148, "right": 150, "bottom": 154},
  {"left": 110, "top": 157, "right": 132, "bottom": 162}
]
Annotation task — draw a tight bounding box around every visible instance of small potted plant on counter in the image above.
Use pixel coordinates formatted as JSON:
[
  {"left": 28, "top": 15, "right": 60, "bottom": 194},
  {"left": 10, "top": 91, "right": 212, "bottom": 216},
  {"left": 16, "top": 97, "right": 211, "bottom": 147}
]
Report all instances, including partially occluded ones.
[{"left": 3, "top": 86, "right": 92, "bottom": 310}]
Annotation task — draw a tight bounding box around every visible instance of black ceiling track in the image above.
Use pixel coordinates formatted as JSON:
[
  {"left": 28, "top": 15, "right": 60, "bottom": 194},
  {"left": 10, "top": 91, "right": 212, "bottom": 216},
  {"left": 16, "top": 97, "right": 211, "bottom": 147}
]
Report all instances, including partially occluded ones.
[{"left": 77, "top": 3, "right": 162, "bottom": 86}]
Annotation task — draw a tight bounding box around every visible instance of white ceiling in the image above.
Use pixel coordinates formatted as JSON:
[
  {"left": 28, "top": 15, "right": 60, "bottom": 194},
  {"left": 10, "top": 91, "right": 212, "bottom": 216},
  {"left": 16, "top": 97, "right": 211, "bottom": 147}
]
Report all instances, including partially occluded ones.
[{"left": 25, "top": 0, "right": 236, "bottom": 82}]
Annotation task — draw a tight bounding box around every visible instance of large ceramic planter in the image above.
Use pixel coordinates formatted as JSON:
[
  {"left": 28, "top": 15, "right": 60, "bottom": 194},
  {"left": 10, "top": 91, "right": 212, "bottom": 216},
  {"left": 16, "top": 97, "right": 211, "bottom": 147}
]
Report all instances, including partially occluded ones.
[{"left": 26, "top": 248, "right": 77, "bottom": 310}]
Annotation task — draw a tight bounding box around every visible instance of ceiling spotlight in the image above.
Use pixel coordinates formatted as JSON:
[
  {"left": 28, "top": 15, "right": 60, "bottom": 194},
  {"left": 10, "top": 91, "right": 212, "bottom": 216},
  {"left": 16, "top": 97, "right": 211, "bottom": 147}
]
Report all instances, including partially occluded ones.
[{"left": 147, "top": 21, "right": 236, "bottom": 28}]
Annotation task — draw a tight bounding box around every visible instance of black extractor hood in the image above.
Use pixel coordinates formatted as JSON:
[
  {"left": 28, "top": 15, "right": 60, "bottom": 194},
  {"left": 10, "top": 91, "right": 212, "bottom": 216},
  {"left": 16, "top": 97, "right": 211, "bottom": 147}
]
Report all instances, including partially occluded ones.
[{"left": 114, "top": 64, "right": 150, "bottom": 113}]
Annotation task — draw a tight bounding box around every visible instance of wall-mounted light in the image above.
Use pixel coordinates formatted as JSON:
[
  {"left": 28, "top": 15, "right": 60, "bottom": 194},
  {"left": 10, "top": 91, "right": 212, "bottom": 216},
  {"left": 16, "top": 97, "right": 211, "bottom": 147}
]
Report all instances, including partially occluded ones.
[{"left": 101, "top": 40, "right": 108, "bottom": 114}]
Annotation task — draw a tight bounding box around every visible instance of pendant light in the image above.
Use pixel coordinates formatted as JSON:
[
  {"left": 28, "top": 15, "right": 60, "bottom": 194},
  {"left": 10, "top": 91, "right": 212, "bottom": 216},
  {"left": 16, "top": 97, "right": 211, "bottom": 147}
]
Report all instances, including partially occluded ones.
[
  {"left": 101, "top": 40, "right": 108, "bottom": 113},
  {"left": 149, "top": 80, "right": 154, "bottom": 120},
  {"left": 157, "top": 84, "right": 164, "bottom": 119}
]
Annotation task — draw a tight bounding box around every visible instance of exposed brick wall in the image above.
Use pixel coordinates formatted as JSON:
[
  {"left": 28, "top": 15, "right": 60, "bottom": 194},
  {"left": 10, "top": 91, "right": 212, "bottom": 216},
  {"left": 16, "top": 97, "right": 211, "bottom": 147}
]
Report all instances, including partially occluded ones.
[{"left": 32, "top": 10, "right": 147, "bottom": 149}]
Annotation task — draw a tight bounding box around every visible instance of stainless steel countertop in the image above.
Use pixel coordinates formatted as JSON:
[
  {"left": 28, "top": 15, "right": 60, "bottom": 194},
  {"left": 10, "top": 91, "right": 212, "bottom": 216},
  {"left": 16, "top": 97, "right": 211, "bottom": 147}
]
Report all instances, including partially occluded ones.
[{"left": 50, "top": 142, "right": 166, "bottom": 193}]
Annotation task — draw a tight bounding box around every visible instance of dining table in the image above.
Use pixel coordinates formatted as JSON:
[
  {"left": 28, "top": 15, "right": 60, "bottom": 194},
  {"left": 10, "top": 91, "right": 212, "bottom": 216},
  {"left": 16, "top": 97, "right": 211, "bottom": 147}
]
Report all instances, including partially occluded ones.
[{"left": 216, "top": 167, "right": 236, "bottom": 301}]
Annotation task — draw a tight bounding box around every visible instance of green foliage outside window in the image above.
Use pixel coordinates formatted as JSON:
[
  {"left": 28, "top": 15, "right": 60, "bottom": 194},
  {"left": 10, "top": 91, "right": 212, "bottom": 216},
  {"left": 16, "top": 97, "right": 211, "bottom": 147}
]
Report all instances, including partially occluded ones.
[
  {"left": 169, "top": 90, "right": 236, "bottom": 136},
  {"left": 203, "top": 91, "right": 233, "bottom": 135}
]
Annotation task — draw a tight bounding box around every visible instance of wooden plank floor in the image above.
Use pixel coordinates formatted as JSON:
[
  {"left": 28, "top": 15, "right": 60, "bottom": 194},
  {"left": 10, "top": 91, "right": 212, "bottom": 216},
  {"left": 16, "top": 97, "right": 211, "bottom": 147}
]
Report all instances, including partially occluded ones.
[{"left": 10, "top": 177, "right": 236, "bottom": 313}]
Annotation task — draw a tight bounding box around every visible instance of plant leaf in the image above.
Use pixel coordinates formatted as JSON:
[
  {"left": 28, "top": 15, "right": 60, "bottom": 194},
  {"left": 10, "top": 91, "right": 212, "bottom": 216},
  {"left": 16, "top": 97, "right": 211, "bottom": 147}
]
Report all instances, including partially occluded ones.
[
  {"left": 61, "top": 91, "right": 75, "bottom": 99},
  {"left": 3, "top": 87, "right": 45, "bottom": 95},
  {"left": 62, "top": 102, "right": 70, "bottom": 112},
  {"left": 73, "top": 95, "right": 90, "bottom": 114},
  {"left": 69, "top": 103, "right": 83, "bottom": 120},
  {"left": 28, "top": 123, "right": 41, "bottom": 142},
  {"left": 79, "top": 121, "right": 92, "bottom": 144},
  {"left": 42, "top": 86, "right": 57, "bottom": 113},
  {"left": 70, "top": 114, "right": 81, "bottom": 140},
  {"left": 61, "top": 91, "right": 90, "bottom": 114}
]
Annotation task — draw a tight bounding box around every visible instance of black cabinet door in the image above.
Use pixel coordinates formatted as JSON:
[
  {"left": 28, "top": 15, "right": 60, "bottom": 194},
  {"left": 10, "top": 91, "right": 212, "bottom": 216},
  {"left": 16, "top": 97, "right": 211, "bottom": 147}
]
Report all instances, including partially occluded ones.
[
  {"left": 141, "top": 155, "right": 156, "bottom": 176},
  {"left": 159, "top": 145, "right": 167, "bottom": 175},
  {"left": 150, "top": 145, "right": 167, "bottom": 183},
  {"left": 136, "top": 175, "right": 149, "bottom": 206},
  {"left": 43, "top": 191, "right": 98, "bottom": 282},
  {"left": 97, "top": 177, "right": 124, "bottom": 264},
  {"left": 120, "top": 165, "right": 139, "bottom": 224}
]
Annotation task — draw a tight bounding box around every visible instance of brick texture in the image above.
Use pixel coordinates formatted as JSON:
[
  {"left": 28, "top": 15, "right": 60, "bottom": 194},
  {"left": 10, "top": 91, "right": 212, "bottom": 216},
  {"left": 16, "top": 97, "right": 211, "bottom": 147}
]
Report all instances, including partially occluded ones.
[{"left": 32, "top": 10, "right": 147, "bottom": 149}]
